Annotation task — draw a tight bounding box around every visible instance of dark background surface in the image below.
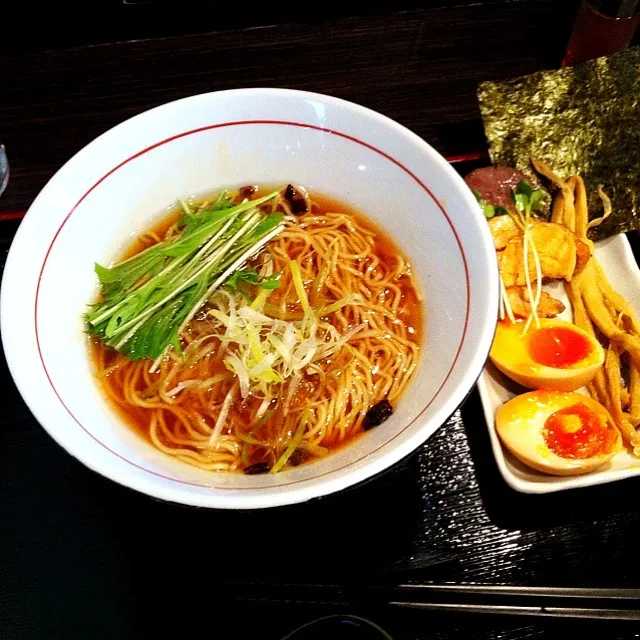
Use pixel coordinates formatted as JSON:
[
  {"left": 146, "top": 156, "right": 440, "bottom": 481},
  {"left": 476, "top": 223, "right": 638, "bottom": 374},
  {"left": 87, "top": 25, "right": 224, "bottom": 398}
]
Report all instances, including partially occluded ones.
[
  {"left": 2, "top": 0, "right": 578, "bottom": 53},
  {"left": 3, "top": 1, "right": 640, "bottom": 638}
]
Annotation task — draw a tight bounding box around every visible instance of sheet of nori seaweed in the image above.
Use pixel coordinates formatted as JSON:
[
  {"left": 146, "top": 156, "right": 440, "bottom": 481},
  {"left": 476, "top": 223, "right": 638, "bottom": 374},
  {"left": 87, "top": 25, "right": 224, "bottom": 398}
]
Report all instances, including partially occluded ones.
[{"left": 478, "top": 47, "right": 640, "bottom": 241}]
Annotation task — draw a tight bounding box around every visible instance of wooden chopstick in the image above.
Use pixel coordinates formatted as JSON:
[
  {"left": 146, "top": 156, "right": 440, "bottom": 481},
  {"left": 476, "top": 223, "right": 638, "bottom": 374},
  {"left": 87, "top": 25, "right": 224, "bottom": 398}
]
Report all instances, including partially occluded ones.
[
  {"left": 390, "top": 601, "right": 640, "bottom": 621},
  {"left": 388, "top": 584, "right": 640, "bottom": 621},
  {"left": 223, "top": 581, "right": 640, "bottom": 621},
  {"left": 395, "top": 584, "right": 640, "bottom": 600}
]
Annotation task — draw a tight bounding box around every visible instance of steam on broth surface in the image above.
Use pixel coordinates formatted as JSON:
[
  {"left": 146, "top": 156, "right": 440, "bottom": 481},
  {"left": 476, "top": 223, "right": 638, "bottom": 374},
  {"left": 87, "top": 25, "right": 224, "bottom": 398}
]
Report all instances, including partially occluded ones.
[{"left": 88, "top": 185, "right": 422, "bottom": 474}]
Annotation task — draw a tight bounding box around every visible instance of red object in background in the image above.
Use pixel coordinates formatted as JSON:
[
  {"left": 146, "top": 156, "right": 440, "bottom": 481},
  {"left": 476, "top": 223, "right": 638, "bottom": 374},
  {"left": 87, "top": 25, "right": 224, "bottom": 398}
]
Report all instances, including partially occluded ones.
[{"left": 563, "top": 0, "right": 639, "bottom": 66}]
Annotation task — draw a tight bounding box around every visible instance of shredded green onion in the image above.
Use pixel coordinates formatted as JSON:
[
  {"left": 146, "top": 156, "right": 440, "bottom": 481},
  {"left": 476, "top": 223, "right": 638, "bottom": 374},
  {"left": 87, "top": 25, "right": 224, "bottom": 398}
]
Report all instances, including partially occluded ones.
[
  {"left": 271, "top": 409, "right": 310, "bottom": 473},
  {"left": 317, "top": 294, "right": 362, "bottom": 317},
  {"left": 206, "top": 270, "right": 364, "bottom": 400},
  {"left": 290, "top": 259, "right": 310, "bottom": 313},
  {"left": 250, "top": 288, "right": 271, "bottom": 311},
  {"left": 236, "top": 431, "right": 265, "bottom": 446},
  {"left": 241, "top": 443, "right": 251, "bottom": 467}
]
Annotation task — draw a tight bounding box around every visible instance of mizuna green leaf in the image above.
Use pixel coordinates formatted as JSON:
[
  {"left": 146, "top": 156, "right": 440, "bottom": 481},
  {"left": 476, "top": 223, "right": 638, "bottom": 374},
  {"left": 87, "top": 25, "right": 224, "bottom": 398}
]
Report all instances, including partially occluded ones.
[{"left": 86, "top": 191, "right": 284, "bottom": 360}]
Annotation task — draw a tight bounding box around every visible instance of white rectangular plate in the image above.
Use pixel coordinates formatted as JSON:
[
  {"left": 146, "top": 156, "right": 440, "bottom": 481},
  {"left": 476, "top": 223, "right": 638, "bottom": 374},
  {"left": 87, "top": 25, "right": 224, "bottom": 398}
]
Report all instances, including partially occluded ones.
[{"left": 477, "top": 233, "right": 640, "bottom": 493}]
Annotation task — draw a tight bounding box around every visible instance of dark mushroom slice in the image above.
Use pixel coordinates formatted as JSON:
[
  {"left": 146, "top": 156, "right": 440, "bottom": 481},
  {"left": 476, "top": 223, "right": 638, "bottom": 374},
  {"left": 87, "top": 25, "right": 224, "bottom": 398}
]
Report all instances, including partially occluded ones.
[
  {"left": 283, "top": 184, "right": 309, "bottom": 214},
  {"left": 363, "top": 399, "right": 393, "bottom": 431},
  {"left": 243, "top": 461, "right": 271, "bottom": 475},
  {"left": 288, "top": 448, "right": 310, "bottom": 467},
  {"left": 239, "top": 185, "right": 258, "bottom": 198}
]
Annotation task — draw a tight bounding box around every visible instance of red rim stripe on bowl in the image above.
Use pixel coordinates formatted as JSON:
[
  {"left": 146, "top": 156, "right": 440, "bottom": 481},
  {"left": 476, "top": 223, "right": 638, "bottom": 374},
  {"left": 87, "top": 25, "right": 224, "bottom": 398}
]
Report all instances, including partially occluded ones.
[{"left": 33, "top": 120, "right": 472, "bottom": 490}]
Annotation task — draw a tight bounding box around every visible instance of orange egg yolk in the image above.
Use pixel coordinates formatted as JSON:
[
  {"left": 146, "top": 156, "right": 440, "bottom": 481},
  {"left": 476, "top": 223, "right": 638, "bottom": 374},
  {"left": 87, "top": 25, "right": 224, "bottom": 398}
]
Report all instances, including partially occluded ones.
[
  {"left": 543, "top": 402, "right": 616, "bottom": 459},
  {"left": 527, "top": 326, "right": 592, "bottom": 368}
]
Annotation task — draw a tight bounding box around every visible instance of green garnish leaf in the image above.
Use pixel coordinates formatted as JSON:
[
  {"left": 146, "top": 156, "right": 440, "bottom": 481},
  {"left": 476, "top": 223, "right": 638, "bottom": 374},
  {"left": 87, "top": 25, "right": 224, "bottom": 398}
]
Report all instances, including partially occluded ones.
[
  {"left": 86, "top": 190, "right": 283, "bottom": 361},
  {"left": 473, "top": 188, "right": 510, "bottom": 219},
  {"left": 119, "top": 284, "right": 204, "bottom": 361},
  {"left": 480, "top": 202, "right": 496, "bottom": 219},
  {"left": 515, "top": 180, "right": 533, "bottom": 199},
  {"left": 529, "top": 189, "right": 545, "bottom": 210},
  {"left": 225, "top": 268, "right": 281, "bottom": 291},
  {"left": 511, "top": 180, "right": 546, "bottom": 217},
  {"left": 513, "top": 193, "right": 528, "bottom": 213}
]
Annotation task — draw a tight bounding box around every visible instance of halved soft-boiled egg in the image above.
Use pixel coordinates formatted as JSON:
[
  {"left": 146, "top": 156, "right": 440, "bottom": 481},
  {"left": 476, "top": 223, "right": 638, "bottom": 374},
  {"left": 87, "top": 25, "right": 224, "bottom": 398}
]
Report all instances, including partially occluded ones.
[
  {"left": 496, "top": 390, "right": 621, "bottom": 475},
  {"left": 490, "top": 318, "right": 604, "bottom": 391}
]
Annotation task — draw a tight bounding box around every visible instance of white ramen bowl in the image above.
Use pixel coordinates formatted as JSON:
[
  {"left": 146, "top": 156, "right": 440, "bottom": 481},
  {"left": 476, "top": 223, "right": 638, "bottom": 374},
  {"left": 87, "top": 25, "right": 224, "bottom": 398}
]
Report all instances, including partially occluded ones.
[{"left": 1, "top": 89, "right": 498, "bottom": 509}]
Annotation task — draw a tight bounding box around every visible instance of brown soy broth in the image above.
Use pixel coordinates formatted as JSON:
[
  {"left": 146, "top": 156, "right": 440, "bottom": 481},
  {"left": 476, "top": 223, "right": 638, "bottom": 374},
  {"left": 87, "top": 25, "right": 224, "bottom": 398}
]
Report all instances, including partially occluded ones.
[
  {"left": 121, "top": 212, "right": 181, "bottom": 261},
  {"left": 90, "top": 186, "right": 423, "bottom": 468}
]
